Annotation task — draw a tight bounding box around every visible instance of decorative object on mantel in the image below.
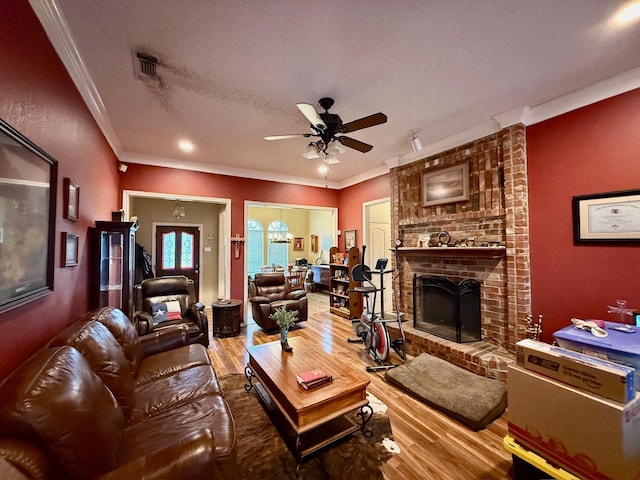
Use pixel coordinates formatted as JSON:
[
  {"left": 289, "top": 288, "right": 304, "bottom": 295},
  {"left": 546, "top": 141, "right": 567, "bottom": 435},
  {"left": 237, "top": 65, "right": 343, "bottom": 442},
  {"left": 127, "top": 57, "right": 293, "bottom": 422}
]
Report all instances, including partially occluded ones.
[
  {"left": 436, "top": 231, "right": 450, "bottom": 246},
  {"left": 417, "top": 234, "right": 430, "bottom": 247}
]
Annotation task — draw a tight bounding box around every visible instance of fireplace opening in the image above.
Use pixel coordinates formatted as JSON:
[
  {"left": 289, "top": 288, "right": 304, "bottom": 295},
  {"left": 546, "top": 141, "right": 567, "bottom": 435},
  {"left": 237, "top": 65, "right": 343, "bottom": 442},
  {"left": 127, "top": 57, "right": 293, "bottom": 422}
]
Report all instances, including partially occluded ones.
[{"left": 413, "top": 275, "right": 481, "bottom": 343}]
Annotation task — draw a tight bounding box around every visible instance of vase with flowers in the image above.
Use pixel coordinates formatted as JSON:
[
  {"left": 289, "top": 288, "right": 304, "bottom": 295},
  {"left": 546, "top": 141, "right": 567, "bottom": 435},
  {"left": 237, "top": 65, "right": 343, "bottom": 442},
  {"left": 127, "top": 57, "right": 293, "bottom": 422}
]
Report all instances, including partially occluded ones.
[{"left": 269, "top": 306, "right": 298, "bottom": 352}]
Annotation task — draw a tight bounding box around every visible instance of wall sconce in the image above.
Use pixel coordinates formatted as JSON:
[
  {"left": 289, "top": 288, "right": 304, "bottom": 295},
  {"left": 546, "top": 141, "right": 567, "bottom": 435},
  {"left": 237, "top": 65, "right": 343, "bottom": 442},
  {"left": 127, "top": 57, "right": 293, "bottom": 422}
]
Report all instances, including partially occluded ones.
[
  {"left": 410, "top": 129, "right": 423, "bottom": 152},
  {"left": 173, "top": 202, "right": 186, "bottom": 219},
  {"left": 230, "top": 234, "right": 245, "bottom": 259},
  {"left": 117, "top": 162, "right": 128, "bottom": 173}
]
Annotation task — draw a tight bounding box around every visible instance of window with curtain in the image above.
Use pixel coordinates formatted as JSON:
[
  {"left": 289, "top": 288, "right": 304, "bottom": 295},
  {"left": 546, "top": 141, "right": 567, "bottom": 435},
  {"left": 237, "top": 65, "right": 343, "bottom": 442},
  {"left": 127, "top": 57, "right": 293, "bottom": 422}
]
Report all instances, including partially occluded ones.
[{"left": 247, "top": 219, "right": 264, "bottom": 278}]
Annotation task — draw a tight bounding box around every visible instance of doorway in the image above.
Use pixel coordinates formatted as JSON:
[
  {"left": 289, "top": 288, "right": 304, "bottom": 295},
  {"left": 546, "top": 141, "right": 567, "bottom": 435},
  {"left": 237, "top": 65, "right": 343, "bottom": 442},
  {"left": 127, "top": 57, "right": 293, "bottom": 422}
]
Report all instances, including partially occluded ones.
[
  {"left": 122, "top": 190, "right": 231, "bottom": 302},
  {"left": 363, "top": 198, "right": 391, "bottom": 318},
  {"left": 155, "top": 225, "right": 201, "bottom": 298}
]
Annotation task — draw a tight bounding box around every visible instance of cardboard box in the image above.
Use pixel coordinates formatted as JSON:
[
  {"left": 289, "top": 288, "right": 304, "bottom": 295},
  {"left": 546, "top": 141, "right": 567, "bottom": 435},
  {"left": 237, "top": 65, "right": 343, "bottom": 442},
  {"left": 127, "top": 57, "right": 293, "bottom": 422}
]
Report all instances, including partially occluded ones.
[
  {"left": 554, "top": 322, "right": 640, "bottom": 389},
  {"left": 508, "top": 365, "right": 640, "bottom": 480},
  {"left": 516, "top": 338, "right": 635, "bottom": 403}
]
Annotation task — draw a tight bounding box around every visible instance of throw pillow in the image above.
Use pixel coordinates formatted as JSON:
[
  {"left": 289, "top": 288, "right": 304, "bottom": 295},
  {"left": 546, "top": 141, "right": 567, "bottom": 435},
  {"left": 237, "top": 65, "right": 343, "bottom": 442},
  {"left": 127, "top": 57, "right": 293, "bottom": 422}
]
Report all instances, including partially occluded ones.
[{"left": 151, "top": 300, "right": 182, "bottom": 323}]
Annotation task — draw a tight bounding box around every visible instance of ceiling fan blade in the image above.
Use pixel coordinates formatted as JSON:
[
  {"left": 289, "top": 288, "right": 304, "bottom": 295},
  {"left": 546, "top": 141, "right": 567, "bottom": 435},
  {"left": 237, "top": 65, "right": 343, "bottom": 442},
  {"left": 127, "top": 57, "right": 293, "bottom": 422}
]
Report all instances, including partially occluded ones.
[
  {"left": 296, "top": 103, "right": 327, "bottom": 131},
  {"left": 340, "top": 112, "right": 387, "bottom": 134},
  {"left": 264, "top": 134, "right": 311, "bottom": 141},
  {"left": 337, "top": 136, "right": 374, "bottom": 153}
]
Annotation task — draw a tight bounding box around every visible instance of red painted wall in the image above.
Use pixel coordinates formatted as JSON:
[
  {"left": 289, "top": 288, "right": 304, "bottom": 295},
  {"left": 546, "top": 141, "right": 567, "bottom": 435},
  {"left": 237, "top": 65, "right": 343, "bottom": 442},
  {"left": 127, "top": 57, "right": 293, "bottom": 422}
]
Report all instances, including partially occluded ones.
[
  {"left": 0, "top": 1, "right": 120, "bottom": 379},
  {"left": 337, "top": 174, "right": 390, "bottom": 249},
  {"left": 528, "top": 88, "right": 640, "bottom": 342},
  {"left": 119, "top": 164, "right": 339, "bottom": 299}
]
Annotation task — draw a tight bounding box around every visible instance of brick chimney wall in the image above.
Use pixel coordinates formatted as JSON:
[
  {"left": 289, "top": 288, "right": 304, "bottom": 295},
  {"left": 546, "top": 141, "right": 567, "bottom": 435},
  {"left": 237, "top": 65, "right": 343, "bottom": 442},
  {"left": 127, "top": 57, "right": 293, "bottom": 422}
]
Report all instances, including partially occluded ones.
[{"left": 391, "top": 125, "right": 530, "bottom": 353}]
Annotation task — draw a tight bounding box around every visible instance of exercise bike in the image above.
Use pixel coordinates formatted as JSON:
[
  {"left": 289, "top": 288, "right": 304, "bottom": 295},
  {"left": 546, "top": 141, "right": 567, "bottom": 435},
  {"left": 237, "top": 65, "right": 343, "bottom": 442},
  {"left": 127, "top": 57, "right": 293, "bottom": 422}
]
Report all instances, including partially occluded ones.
[{"left": 349, "top": 245, "right": 406, "bottom": 372}]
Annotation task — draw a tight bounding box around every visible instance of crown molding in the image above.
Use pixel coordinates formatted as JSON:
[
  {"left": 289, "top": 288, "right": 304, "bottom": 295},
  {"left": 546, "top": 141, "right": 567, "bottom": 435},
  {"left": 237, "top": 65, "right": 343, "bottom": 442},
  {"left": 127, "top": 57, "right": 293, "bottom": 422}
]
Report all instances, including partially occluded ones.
[{"left": 120, "top": 152, "right": 342, "bottom": 189}]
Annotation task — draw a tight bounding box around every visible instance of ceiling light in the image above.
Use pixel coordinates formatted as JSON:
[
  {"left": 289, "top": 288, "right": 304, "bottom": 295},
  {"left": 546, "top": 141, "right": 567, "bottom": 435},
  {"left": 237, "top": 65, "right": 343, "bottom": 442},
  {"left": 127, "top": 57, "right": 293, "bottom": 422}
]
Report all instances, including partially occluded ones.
[
  {"left": 324, "top": 153, "right": 340, "bottom": 164},
  {"left": 318, "top": 165, "right": 329, "bottom": 175},
  {"left": 410, "top": 130, "right": 423, "bottom": 152},
  {"left": 613, "top": 1, "right": 640, "bottom": 26},
  {"left": 173, "top": 201, "right": 186, "bottom": 219},
  {"left": 178, "top": 139, "right": 195, "bottom": 153},
  {"left": 302, "top": 142, "right": 320, "bottom": 159}
]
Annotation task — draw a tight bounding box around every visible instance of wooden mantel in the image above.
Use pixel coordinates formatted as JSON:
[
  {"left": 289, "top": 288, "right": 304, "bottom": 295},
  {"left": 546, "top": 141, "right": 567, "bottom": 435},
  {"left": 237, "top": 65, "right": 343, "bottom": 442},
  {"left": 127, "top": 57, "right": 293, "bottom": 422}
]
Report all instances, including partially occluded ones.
[{"left": 396, "top": 246, "right": 506, "bottom": 259}]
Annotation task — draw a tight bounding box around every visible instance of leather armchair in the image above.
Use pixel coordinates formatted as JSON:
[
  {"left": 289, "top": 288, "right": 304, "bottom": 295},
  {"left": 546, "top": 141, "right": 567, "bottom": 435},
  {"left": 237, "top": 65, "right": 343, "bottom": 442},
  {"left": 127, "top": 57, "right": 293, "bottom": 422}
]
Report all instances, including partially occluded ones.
[
  {"left": 134, "top": 275, "right": 209, "bottom": 347},
  {"left": 248, "top": 272, "right": 307, "bottom": 331}
]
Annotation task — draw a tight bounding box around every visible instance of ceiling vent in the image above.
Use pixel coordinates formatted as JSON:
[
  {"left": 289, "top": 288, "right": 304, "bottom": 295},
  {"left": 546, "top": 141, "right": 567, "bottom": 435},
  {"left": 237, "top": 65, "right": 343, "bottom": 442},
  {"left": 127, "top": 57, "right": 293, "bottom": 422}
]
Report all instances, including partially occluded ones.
[{"left": 133, "top": 50, "right": 160, "bottom": 84}]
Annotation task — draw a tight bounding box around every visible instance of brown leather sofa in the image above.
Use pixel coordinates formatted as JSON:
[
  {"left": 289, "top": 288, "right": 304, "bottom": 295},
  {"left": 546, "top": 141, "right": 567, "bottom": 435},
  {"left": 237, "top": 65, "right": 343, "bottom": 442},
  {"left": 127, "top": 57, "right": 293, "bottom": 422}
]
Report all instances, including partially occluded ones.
[
  {"left": 134, "top": 275, "right": 209, "bottom": 347},
  {"left": 0, "top": 306, "right": 236, "bottom": 480},
  {"left": 248, "top": 272, "right": 308, "bottom": 330}
]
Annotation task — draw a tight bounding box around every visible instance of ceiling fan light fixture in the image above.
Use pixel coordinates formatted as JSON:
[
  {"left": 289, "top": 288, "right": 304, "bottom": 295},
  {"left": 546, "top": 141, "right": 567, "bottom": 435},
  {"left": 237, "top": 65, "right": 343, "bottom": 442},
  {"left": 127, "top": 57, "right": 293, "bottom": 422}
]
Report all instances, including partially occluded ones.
[
  {"left": 324, "top": 153, "right": 340, "bottom": 164},
  {"left": 302, "top": 142, "right": 320, "bottom": 159},
  {"left": 410, "top": 129, "right": 423, "bottom": 152}
]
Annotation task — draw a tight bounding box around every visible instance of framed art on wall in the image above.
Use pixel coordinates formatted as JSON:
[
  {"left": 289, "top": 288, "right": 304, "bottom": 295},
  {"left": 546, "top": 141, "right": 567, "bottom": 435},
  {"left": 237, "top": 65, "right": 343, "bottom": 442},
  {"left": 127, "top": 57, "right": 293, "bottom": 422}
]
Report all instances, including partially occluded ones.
[
  {"left": 61, "top": 232, "right": 79, "bottom": 267},
  {"left": 293, "top": 237, "right": 304, "bottom": 251},
  {"left": 0, "top": 117, "right": 58, "bottom": 313},
  {"left": 422, "top": 162, "right": 469, "bottom": 207},
  {"left": 344, "top": 229, "right": 356, "bottom": 250},
  {"left": 63, "top": 177, "right": 79, "bottom": 222},
  {"left": 572, "top": 189, "right": 640, "bottom": 243}
]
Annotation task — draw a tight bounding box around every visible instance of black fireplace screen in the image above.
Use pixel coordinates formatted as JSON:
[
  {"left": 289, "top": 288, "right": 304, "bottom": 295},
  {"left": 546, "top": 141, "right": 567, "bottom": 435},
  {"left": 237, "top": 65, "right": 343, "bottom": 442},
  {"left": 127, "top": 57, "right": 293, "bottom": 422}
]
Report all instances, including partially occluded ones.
[{"left": 413, "top": 275, "right": 481, "bottom": 343}]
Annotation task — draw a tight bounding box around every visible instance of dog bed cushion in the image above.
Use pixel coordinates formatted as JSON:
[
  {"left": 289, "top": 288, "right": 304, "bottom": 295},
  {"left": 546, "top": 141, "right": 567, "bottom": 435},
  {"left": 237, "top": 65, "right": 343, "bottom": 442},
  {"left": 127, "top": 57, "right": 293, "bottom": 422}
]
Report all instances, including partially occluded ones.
[{"left": 385, "top": 353, "right": 507, "bottom": 430}]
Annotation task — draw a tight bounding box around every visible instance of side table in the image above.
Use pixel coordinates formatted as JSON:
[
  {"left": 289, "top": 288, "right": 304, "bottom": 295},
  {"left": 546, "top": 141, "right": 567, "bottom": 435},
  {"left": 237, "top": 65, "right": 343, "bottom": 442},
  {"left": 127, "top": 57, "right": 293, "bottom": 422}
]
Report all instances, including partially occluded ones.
[{"left": 211, "top": 299, "right": 242, "bottom": 337}]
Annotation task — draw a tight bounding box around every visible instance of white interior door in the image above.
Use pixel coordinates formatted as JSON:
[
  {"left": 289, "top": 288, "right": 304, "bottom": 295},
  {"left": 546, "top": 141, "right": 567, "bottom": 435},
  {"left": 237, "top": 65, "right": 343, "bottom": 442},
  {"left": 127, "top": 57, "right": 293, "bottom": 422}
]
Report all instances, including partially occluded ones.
[{"left": 363, "top": 199, "right": 391, "bottom": 318}]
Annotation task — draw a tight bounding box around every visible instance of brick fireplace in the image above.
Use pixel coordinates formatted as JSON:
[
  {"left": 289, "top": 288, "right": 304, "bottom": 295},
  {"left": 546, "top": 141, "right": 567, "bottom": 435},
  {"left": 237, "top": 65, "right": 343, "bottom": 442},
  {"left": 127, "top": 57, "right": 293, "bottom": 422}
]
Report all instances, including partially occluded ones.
[{"left": 388, "top": 125, "right": 530, "bottom": 380}]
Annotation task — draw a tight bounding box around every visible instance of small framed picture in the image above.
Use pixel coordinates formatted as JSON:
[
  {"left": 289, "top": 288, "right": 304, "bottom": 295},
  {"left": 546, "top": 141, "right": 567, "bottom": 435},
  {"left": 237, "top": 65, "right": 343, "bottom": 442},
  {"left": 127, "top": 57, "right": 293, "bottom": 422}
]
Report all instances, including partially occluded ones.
[
  {"left": 344, "top": 229, "right": 356, "bottom": 250},
  {"left": 61, "top": 232, "right": 79, "bottom": 267},
  {"left": 293, "top": 237, "right": 304, "bottom": 251},
  {"left": 63, "top": 177, "right": 79, "bottom": 222}
]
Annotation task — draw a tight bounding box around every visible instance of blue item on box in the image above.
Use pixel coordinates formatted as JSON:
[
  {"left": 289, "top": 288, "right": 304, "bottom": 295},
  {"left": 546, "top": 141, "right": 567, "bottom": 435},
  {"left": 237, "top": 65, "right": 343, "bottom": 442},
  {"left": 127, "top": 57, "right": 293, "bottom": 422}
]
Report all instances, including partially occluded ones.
[{"left": 554, "top": 321, "right": 640, "bottom": 389}]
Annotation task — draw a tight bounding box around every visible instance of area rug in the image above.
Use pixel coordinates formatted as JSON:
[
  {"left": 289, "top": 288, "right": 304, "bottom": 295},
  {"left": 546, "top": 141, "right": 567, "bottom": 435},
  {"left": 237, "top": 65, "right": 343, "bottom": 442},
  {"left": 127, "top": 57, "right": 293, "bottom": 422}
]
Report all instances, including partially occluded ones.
[
  {"left": 384, "top": 353, "right": 507, "bottom": 430},
  {"left": 220, "top": 373, "right": 396, "bottom": 479}
]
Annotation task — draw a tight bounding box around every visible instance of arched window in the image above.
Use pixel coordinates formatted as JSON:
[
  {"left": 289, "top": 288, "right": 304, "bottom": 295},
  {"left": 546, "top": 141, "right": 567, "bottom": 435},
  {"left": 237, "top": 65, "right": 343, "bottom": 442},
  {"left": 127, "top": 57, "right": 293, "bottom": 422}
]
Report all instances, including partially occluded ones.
[
  {"left": 267, "top": 220, "right": 289, "bottom": 268},
  {"left": 246, "top": 219, "right": 264, "bottom": 278}
]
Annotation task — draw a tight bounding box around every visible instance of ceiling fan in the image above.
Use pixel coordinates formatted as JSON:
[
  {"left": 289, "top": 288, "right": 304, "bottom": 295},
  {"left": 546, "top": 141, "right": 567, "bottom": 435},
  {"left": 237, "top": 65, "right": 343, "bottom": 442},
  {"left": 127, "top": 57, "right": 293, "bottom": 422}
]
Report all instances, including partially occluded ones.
[{"left": 265, "top": 97, "right": 387, "bottom": 161}]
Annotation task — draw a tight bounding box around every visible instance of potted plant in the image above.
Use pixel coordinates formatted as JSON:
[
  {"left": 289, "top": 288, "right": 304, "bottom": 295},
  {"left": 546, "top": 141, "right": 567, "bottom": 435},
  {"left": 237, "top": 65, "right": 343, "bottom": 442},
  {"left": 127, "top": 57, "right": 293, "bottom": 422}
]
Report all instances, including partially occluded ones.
[{"left": 269, "top": 306, "right": 298, "bottom": 352}]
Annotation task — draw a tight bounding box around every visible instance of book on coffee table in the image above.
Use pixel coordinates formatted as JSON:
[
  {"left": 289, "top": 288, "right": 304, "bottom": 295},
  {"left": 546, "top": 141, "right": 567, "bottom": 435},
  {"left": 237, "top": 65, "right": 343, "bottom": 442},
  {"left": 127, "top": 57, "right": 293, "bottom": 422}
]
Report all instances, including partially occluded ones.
[{"left": 296, "top": 369, "right": 333, "bottom": 390}]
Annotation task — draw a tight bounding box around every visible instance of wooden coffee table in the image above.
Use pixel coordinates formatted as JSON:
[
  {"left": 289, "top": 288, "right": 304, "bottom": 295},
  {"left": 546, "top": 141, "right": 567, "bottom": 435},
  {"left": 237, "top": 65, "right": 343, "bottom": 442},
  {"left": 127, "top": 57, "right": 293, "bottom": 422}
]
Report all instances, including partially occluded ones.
[{"left": 245, "top": 337, "right": 372, "bottom": 468}]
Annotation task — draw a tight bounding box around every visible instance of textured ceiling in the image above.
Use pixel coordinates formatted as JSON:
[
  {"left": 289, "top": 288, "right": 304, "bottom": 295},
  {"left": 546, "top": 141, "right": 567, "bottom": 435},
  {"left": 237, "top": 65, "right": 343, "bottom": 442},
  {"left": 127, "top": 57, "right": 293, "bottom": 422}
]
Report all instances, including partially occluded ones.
[{"left": 34, "top": 0, "right": 640, "bottom": 187}]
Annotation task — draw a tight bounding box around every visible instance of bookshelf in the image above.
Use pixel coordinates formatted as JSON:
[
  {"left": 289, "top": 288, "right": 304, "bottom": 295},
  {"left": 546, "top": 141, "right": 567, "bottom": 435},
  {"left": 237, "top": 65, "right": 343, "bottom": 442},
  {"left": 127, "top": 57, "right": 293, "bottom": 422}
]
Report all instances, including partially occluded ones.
[{"left": 328, "top": 246, "right": 362, "bottom": 319}]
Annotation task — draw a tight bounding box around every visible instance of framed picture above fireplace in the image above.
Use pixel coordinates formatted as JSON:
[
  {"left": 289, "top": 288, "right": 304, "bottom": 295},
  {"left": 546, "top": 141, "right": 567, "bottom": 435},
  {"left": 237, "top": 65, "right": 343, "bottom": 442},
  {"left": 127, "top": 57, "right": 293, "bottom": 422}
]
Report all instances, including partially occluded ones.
[
  {"left": 573, "top": 189, "right": 640, "bottom": 243},
  {"left": 422, "top": 162, "right": 469, "bottom": 207}
]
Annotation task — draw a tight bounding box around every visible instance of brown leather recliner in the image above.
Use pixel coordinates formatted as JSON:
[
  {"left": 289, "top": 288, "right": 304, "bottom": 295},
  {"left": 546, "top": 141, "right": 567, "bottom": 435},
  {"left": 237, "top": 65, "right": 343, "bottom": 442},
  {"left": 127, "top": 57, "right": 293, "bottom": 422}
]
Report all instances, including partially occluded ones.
[
  {"left": 248, "top": 272, "right": 308, "bottom": 331},
  {"left": 134, "top": 275, "right": 209, "bottom": 347}
]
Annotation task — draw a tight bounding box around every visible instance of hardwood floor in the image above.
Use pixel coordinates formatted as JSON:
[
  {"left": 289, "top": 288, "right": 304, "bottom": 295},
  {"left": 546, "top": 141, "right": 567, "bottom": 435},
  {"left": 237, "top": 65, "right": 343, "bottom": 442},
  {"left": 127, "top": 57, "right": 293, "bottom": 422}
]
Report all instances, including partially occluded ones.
[{"left": 207, "top": 292, "right": 515, "bottom": 480}]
